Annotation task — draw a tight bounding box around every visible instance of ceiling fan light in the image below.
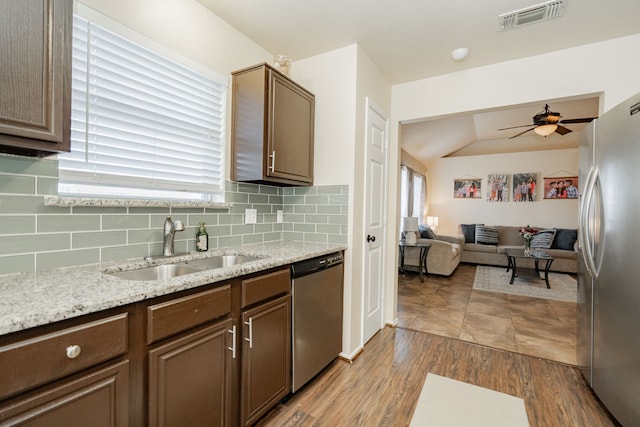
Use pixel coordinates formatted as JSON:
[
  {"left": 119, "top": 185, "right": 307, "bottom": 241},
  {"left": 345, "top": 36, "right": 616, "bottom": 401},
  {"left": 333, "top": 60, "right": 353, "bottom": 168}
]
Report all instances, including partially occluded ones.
[{"left": 534, "top": 124, "right": 558, "bottom": 136}]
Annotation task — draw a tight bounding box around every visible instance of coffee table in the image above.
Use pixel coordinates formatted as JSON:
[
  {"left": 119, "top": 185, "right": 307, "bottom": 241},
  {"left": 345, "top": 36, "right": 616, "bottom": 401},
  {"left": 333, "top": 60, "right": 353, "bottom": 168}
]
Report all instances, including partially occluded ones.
[
  {"left": 399, "top": 241, "right": 431, "bottom": 283},
  {"left": 504, "top": 248, "right": 554, "bottom": 289}
]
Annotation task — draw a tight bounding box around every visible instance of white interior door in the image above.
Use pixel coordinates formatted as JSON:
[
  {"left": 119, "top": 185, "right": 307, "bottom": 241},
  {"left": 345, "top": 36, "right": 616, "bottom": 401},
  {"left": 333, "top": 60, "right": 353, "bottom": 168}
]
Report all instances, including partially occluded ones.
[{"left": 363, "top": 98, "right": 388, "bottom": 344}]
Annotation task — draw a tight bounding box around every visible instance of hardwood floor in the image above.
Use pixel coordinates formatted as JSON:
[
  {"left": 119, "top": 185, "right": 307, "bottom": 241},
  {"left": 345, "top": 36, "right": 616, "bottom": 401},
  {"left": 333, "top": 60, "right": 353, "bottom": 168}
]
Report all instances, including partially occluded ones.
[
  {"left": 398, "top": 263, "right": 577, "bottom": 364},
  {"left": 257, "top": 327, "right": 617, "bottom": 426},
  {"left": 258, "top": 263, "right": 618, "bottom": 426}
]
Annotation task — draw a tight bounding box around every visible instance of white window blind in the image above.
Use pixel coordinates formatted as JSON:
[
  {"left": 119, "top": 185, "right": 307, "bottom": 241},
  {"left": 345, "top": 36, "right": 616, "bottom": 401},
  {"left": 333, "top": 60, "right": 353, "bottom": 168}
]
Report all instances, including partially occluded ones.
[{"left": 58, "top": 16, "right": 226, "bottom": 201}]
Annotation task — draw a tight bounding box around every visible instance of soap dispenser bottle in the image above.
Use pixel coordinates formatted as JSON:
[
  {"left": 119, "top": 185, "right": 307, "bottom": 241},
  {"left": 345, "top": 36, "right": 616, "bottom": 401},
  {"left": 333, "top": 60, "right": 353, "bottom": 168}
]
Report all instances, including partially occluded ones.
[{"left": 195, "top": 222, "right": 208, "bottom": 252}]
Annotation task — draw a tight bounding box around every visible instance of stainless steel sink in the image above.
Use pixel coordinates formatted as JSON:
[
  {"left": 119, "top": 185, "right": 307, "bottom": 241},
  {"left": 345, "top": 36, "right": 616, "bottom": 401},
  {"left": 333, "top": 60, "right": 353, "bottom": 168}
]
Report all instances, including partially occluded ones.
[
  {"left": 184, "top": 255, "right": 259, "bottom": 270},
  {"left": 110, "top": 263, "right": 202, "bottom": 281},
  {"left": 108, "top": 254, "right": 260, "bottom": 281}
]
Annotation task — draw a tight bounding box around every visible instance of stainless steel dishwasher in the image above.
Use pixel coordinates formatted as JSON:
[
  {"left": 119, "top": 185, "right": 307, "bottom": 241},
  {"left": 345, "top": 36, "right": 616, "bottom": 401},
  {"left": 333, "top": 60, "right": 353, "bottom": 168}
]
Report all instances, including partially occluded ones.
[{"left": 291, "top": 252, "right": 344, "bottom": 392}]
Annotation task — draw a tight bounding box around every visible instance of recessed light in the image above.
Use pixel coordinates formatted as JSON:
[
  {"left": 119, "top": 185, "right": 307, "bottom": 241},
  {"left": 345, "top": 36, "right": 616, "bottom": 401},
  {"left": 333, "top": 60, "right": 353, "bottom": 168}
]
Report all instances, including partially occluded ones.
[{"left": 451, "top": 47, "right": 469, "bottom": 62}]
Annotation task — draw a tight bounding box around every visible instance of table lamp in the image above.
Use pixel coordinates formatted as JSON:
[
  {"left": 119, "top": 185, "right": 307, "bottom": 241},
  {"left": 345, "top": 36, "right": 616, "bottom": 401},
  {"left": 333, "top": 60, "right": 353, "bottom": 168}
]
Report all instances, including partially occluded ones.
[{"left": 403, "top": 217, "right": 419, "bottom": 245}]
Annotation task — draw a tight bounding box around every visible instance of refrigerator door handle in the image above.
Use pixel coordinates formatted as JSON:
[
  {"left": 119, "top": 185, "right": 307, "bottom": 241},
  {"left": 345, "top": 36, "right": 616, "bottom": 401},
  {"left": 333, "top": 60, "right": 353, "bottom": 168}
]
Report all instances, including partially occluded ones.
[
  {"left": 577, "top": 167, "right": 592, "bottom": 260},
  {"left": 579, "top": 166, "right": 599, "bottom": 278}
]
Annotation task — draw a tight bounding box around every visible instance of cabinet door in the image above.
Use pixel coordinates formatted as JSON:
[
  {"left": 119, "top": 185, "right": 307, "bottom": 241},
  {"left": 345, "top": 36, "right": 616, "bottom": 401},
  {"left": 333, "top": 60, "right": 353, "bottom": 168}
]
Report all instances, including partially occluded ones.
[
  {"left": 148, "top": 319, "right": 234, "bottom": 427},
  {"left": 231, "top": 66, "right": 267, "bottom": 183},
  {"left": 268, "top": 70, "right": 314, "bottom": 184},
  {"left": 241, "top": 295, "right": 291, "bottom": 426},
  {"left": 0, "top": 360, "right": 129, "bottom": 427},
  {"left": 0, "top": 0, "right": 71, "bottom": 154}
]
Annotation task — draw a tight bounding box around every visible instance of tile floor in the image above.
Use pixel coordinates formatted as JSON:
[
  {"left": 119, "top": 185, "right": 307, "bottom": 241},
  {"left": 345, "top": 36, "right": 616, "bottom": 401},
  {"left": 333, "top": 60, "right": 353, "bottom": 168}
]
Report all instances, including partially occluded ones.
[{"left": 397, "top": 263, "right": 577, "bottom": 365}]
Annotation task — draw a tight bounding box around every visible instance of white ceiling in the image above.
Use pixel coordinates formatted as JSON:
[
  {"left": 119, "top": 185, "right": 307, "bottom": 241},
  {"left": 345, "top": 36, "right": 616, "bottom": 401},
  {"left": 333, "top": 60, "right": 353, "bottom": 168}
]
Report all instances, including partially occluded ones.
[
  {"left": 197, "top": 0, "right": 638, "bottom": 164},
  {"left": 198, "top": 0, "right": 640, "bottom": 84},
  {"left": 401, "top": 96, "right": 600, "bottom": 166}
]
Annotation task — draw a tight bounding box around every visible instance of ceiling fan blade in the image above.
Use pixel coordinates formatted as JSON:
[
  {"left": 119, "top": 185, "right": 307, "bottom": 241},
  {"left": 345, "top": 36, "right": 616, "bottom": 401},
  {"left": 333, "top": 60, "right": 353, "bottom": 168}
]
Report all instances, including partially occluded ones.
[
  {"left": 558, "top": 117, "right": 597, "bottom": 124},
  {"left": 555, "top": 125, "right": 572, "bottom": 135},
  {"left": 498, "top": 124, "right": 535, "bottom": 131},
  {"left": 509, "top": 127, "right": 535, "bottom": 139}
]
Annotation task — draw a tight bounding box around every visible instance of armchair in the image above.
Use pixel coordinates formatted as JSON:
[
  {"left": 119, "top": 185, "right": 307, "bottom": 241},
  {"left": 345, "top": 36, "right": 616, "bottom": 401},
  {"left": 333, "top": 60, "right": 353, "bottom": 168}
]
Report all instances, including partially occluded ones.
[{"left": 400, "top": 233, "right": 464, "bottom": 276}]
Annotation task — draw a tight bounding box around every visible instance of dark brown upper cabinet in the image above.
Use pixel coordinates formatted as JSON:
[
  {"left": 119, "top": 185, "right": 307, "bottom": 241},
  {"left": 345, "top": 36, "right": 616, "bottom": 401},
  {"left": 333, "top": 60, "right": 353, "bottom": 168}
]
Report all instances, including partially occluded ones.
[
  {"left": 0, "top": 0, "right": 72, "bottom": 156},
  {"left": 231, "top": 63, "right": 314, "bottom": 186}
]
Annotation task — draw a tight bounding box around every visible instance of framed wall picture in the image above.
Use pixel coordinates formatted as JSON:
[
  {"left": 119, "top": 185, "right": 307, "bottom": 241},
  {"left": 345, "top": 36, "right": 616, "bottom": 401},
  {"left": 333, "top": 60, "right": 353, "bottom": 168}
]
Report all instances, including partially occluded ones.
[
  {"left": 512, "top": 173, "right": 538, "bottom": 202},
  {"left": 543, "top": 176, "right": 579, "bottom": 199},
  {"left": 453, "top": 178, "right": 482, "bottom": 198},
  {"left": 486, "top": 174, "right": 509, "bottom": 202}
]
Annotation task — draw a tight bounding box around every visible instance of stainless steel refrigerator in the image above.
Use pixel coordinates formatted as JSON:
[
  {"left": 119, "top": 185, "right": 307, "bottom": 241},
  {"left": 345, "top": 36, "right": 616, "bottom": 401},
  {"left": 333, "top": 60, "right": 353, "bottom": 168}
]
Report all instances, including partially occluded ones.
[{"left": 578, "top": 92, "right": 640, "bottom": 426}]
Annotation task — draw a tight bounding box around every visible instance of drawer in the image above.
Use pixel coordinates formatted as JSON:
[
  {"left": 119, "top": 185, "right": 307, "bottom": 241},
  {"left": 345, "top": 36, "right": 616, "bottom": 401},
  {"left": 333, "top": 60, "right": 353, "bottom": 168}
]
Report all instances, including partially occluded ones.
[
  {"left": 242, "top": 268, "right": 290, "bottom": 308},
  {"left": 147, "top": 285, "right": 231, "bottom": 345},
  {"left": 0, "top": 313, "right": 128, "bottom": 400}
]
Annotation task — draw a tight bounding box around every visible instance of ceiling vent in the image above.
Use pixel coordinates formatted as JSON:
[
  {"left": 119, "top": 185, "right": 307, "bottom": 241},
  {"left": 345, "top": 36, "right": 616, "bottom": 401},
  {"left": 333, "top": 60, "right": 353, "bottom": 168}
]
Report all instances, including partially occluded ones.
[{"left": 499, "top": 0, "right": 566, "bottom": 31}]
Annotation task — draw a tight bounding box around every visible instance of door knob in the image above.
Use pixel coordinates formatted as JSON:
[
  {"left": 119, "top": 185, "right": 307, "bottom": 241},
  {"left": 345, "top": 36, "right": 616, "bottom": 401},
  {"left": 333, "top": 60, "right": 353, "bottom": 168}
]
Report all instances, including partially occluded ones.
[{"left": 367, "top": 234, "right": 376, "bottom": 242}]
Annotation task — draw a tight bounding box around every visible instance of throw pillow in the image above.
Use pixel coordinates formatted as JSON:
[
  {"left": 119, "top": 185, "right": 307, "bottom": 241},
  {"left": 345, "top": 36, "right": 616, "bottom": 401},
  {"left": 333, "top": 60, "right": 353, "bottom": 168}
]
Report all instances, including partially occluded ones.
[
  {"left": 475, "top": 225, "right": 499, "bottom": 245},
  {"left": 531, "top": 229, "right": 556, "bottom": 249},
  {"left": 461, "top": 224, "right": 480, "bottom": 243},
  {"left": 418, "top": 224, "right": 437, "bottom": 240},
  {"left": 552, "top": 228, "right": 578, "bottom": 250}
]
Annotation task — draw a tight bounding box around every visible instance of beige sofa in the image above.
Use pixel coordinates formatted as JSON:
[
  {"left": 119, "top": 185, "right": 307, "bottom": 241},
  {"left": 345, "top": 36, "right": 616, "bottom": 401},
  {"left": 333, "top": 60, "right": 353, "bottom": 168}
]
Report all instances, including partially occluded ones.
[
  {"left": 400, "top": 234, "right": 464, "bottom": 276},
  {"left": 459, "top": 224, "right": 577, "bottom": 273}
]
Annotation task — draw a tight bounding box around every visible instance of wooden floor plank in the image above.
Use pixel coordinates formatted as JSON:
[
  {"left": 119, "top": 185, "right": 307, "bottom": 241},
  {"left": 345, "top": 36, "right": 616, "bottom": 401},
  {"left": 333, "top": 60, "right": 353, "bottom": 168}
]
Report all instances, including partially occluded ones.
[{"left": 257, "top": 328, "right": 619, "bottom": 427}]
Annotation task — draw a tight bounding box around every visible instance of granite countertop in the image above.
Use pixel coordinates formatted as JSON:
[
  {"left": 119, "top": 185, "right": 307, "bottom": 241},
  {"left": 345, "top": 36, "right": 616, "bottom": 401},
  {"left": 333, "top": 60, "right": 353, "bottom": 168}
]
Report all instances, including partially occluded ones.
[{"left": 0, "top": 241, "right": 347, "bottom": 336}]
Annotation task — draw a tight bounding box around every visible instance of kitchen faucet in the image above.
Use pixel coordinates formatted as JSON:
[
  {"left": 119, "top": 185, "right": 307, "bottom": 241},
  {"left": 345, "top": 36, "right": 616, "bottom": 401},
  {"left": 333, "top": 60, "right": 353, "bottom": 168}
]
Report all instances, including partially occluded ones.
[{"left": 163, "top": 216, "right": 184, "bottom": 256}]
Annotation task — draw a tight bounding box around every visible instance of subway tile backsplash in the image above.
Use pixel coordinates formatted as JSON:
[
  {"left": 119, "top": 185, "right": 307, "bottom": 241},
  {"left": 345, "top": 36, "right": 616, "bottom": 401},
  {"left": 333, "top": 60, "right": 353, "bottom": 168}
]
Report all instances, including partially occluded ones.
[
  {"left": 282, "top": 185, "right": 349, "bottom": 244},
  {"left": 0, "top": 155, "right": 349, "bottom": 274}
]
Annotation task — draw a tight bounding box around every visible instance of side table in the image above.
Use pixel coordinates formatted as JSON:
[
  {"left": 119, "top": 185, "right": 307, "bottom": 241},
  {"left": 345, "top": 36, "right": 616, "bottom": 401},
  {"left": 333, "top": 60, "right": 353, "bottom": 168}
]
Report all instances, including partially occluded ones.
[{"left": 399, "top": 241, "right": 431, "bottom": 283}]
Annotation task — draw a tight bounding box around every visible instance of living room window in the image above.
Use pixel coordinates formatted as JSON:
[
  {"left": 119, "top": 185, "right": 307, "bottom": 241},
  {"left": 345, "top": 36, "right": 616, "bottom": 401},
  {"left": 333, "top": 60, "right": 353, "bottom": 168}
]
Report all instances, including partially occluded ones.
[
  {"left": 400, "top": 164, "right": 426, "bottom": 221},
  {"left": 58, "top": 14, "right": 227, "bottom": 202}
]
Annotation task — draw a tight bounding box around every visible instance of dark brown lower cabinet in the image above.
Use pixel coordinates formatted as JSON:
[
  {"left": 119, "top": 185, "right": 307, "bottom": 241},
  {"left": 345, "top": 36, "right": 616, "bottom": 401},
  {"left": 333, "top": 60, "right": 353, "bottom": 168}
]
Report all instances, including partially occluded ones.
[
  {"left": 241, "top": 295, "right": 291, "bottom": 426},
  {"left": 0, "top": 360, "right": 129, "bottom": 426},
  {"left": 148, "top": 319, "right": 234, "bottom": 427},
  {"left": 0, "top": 269, "right": 295, "bottom": 426}
]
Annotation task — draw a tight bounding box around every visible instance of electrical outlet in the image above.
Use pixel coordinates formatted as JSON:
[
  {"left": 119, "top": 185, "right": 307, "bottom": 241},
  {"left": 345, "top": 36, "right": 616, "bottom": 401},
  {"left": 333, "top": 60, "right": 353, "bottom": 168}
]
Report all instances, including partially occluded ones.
[
  {"left": 245, "top": 208, "right": 257, "bottom": 224},
  {"left": 276, "top": 210, "right": 283, "bottom": 223}
]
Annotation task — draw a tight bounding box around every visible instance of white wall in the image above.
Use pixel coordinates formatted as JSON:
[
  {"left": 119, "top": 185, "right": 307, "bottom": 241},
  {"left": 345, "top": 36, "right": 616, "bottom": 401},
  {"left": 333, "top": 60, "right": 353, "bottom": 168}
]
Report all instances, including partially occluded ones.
[
  {"left": 429, "top": 149, "right": 579, "bottom": 235},
  {"left": 293, "top": 46, "right": 360, "bottom": 357},
  {"left": 294, "top": 45, "right": 392, "bottom": 358},
  {"left": 292, "top": 46, "right": 358, "bottom": 187}
]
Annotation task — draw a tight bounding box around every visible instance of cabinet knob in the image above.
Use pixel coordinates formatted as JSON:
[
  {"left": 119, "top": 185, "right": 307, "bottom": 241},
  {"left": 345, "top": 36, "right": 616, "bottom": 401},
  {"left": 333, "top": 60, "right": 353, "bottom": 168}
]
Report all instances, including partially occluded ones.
[
  {"left": 66, "top": 345, "right": 82, "bottom": 359},
  {"left": 367, "top": 234, "right": 376, "bottom": 243}
]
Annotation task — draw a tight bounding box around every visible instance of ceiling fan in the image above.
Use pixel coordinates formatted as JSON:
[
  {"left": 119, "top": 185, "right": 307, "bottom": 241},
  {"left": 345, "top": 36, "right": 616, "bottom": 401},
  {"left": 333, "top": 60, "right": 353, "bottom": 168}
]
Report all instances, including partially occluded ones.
[{"left": 498, "top": 104, "right": 597, "bottom": 139}]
